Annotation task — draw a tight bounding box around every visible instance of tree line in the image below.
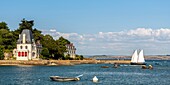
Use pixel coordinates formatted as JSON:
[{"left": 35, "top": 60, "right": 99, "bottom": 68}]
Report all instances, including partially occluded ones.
[{"left": 0, "top": 19, "right": 83, "bottom": 60}]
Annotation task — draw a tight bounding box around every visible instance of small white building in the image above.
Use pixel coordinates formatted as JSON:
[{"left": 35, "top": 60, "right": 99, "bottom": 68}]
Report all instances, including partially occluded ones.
[
  {"left": 14, "top": 29, "right": 42, "bottom": 60},
  {"left": 65, "top": 43, "right": 76, "bottom": 58}
]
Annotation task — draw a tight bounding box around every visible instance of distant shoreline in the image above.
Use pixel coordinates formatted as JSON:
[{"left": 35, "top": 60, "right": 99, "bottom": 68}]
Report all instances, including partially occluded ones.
[{"left": 91, "top": 55, "right": 170, "bottom": 60}]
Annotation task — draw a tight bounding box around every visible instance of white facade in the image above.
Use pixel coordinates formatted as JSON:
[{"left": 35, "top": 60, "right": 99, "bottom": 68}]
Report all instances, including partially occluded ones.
[
  {"left": 65, "top": 43, "right": 76, "bottom": 58},
  {"left": 15, "top": 29, "right": 42, "bottom": 60}
]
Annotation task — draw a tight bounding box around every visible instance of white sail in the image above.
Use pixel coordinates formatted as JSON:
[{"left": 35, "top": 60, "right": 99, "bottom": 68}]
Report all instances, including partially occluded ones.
[
  {"left": 131, "top": 50, "right": 138, "bottom": 63},
  {"left": 138, "top": 50, "right": 145, "bottom": 63}
]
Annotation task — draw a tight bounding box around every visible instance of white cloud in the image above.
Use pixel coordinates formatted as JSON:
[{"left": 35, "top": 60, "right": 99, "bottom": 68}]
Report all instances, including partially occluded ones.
[
  {"left": 50, "top": 29, "right": 56, "bottom": 32},
  {"left": 42, "top": 28, "right": 170, "bottom": 55}
]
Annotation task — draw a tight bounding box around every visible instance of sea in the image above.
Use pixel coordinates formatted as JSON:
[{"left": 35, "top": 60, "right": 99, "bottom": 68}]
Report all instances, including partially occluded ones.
[{"left": 0, "top": 60, "right": 170, "bottom": 85}]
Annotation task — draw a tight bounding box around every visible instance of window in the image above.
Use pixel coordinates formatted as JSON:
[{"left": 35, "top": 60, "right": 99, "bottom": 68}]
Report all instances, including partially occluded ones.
[
  {"left": 25, "top": 52, "right": 27, "bottom": 56},
  {"left": 22, "top": 52, "right": 24, "bottom": 56},
  {"left": 18, "top": 52, "right": 21, "bottom": 57},
  {"left": 25, "top": 46, "right": 28, "bottom": 49},
  {"left": 20, "top": 46, "right": 22, "bottom": 49},
  {"left": 32, "top": 52, "right": 35, "bottom": 57}
]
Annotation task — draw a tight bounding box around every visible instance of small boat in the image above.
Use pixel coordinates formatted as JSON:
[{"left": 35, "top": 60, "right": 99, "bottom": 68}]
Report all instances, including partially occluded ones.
[
  {"left": 50, "top": 76, "right": 80, "bottom": 82},
  {"left": 148, "top": 65, "right": 153, "bottom": 69},
  {"left": 50, "top": 74, "right": 83, "bottom": 82},
  {"left": 141, "top": 65, "right": 153, "bottom": 69},
  {"left": 113, "top": 63, "right": 119, "bottom": 68},
  {"left": 130, "top": 50, "right": 146, "bottom": 65},
  {"left": 101, "top": 66, "right": 109, "bottom": 68}
]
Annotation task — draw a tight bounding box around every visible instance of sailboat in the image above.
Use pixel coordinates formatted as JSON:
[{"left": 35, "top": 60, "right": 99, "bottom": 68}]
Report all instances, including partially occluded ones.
[{"left": 130, "top": 50, "right": 146, "bottom": 65}]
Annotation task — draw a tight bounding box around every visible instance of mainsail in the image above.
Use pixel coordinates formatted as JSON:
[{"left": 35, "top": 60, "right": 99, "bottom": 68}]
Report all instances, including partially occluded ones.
[
  {"left": 131, "top": 50, "right": 138, "bottom": 63},
  {"left": 138, "top": 50, "right": 145, "bottom": 63},
  {"left": 131, "top": 50, "right": 145, "bottom": 64}
]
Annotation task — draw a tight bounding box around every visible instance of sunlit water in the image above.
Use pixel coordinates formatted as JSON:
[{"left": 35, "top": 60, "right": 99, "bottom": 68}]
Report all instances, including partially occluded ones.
[{"left": 0, "top": 60, "right": 170, "bottom": 85}]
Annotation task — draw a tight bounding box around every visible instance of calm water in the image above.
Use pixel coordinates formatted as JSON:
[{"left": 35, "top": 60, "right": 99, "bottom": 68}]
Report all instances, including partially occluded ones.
[{"left": 0, "top": 60, "right": 170, "bottom": 85}]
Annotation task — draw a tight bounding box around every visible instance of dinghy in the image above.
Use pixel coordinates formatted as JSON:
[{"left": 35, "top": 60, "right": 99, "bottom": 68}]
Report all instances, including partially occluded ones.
[
  {"left": 50, "top": 76, "right": 79, "bottom": 81},
  {"left": 50, "top": 74, "right": 83, "bottom": 82},
  {"left": 130, "top": 50, "right": 146, "bottom": 65}
]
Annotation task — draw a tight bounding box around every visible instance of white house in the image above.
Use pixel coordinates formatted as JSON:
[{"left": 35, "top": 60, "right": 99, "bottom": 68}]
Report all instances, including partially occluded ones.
[
  {"left": 14, "top": 29, "right": 42, "bottom": 60},
  {"left": 65, "top": 43, "right": 76, "bottom": 58}
]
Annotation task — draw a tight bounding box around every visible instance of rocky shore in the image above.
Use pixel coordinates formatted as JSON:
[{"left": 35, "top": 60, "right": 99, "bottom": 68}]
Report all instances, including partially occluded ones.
[{"left": 0, "top": 60, "right": 131, "bottom": 66}]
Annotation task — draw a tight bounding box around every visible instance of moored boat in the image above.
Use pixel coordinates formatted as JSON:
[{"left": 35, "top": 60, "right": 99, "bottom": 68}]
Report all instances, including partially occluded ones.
[
  {"left": 101, "top": 66, "right": 109, "bottom": 68},
  {"left": 113, "top": 63, "right": 119, "bottom": 68},
  {"left": 141, "top": 65, "right": 153, "bottom": 69},
  {"left": 50, "top": 76, "right": 80, "bottom": 82}
]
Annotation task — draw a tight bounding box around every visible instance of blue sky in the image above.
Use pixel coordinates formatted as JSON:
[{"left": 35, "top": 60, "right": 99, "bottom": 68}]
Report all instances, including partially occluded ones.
[{"left": 1, "top": 0, "right": 170, "bottom": 55}]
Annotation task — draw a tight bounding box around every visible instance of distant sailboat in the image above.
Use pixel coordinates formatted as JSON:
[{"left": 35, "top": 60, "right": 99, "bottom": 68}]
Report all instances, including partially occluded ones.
[{"left": 130, "top": 50, "right": 146, "bottom": 65}]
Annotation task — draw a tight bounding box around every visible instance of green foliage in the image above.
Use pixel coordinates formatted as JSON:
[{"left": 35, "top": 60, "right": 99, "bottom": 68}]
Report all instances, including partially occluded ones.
[
  {"left": 32, "top": 28, "right": 42, "bottom": 41},
  {"left": 12, "top": 18, "right": 34, "bottom": 41},
  {"left": 41, "top": 47, "right": 50, "bottom": 59},
  {"left": 55, "top": 36, "right": 70, "bottom": 59},
  {"left": 41, "top": 47, "right": 49, "bottom": 57},
  {"left": 19, "top": 18, "right": 34, "bottom": 32},
  {"left": 64, "top": 54, "right": 71, "bottom": 60},
  {"left": 0, "top": 47, "right": 4, "bottom": 60},
  {"left": 0, "top": 22, "right": 9, "bottom": 30},
  {"left": 0, "top": 25, "right": 15, "bottom": 50},
  {"left": 0, "top": 19, "right": 78, "bottom": 60},
  {"left": 75, "top": 55, "right": 84, "bottom": 60},
  {"left": 41, "top": 35, "right": 57, "bottom": 58}
]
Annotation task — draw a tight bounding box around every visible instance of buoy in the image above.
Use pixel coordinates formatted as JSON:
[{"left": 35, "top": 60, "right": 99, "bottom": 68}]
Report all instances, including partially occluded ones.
[
  {"left": 92, "top": 76, "right": 98, "bottom": 82},
  {"left": 148, "top": 65, "right": 153, "bottom": 69}
]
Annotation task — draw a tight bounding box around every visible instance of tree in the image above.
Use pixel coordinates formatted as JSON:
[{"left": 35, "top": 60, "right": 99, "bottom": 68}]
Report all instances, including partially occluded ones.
[
  {"left": 41, "top": 48, "right": 50, "bottom": 59},
  {"left": 32, "top": 28, "right": 43, "bottom": 41},
  {"left": 41, "top": 35, "right": 57, "bottom": 59},
  {"left": 0, "top": 47, "right": 4, "bottom": 60},
  {"left": 0, "top": 22, "right": 9, "bottom": 30},
  {"left": 19, "top": 18, "right": 34, "bottom": 32},
  {"left": 75, "top": 55, "right": 84, "bottom": 60},
  {"left": 55, "top": 36, "right": 70, "bottom": 59},
  {"left": 0, "top": 24, "right": 15, "bottom": 50},
  {"left": 13, "top": 18, "right": 34, "bottom": 40}
]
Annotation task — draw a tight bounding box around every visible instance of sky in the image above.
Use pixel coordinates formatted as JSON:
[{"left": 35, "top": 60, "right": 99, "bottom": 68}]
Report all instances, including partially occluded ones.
[{"left": 1, "top": 0, "right": 170, "bottom": 55}]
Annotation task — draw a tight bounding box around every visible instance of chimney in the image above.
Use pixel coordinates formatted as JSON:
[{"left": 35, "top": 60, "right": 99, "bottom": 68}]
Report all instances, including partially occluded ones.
[{"left": 23, "top": 34, "right": 26, "bottom": 43}]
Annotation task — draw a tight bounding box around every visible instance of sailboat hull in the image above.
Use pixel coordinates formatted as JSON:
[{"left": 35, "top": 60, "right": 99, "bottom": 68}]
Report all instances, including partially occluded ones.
[{"left": 130, "top": 62, "right": 146, "bottom": 65}]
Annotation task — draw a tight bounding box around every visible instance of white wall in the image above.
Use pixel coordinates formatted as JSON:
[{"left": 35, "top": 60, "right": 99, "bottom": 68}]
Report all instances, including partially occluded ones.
[{"left": 16, "top": 44, "right": 32, "bottom": 60}]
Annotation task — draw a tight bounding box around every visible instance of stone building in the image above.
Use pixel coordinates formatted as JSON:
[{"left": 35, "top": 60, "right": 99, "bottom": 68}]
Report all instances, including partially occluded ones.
[
  {"left": 65, "top": 43, "right": 76, "bottom": 58},
  {"left": 13, "top": 29, "right": 42, "bottom": 60}
]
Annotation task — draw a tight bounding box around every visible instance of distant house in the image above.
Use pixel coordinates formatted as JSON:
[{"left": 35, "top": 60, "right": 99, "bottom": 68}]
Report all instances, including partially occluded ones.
[
  {"left": 13, "top": 29, "right": 42, "bottom": 60},
  {"left": 65, "top": 43, "right": 76, "bottom": 58}
]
